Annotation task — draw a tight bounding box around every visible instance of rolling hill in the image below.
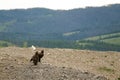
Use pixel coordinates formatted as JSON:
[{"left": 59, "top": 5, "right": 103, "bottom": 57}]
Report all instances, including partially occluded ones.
[
  {"left": 0, "top": 4, "right": 120, "bottom": 51},
  {"left": 75, "top": 32, "right": 120, "bottom": 51}
]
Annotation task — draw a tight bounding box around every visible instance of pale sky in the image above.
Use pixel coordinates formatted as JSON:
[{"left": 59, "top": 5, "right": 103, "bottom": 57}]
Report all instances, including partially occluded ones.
[{"left": 0, "top": 0, "right": 120, "bottom": 10}]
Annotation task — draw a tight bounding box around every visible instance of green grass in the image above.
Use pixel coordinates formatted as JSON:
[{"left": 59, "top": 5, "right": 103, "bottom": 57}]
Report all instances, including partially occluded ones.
[
  {"left": 101, "top": 37, "right": 120, "bottom": 46},
  {"left": 76, "top": 41, "right": 93, "bottom": 46},
  {"left": 83, "top": 32, "right": 120, "bottom": 46},
  {"left": 85, "top": 32, "right": 120, "bottom": 41},
  {"left": 0, "top": 40, "right": 14, "bottom": 47},
  {"left": 98, "top": 67, "right": 115, "bottom": 73}
]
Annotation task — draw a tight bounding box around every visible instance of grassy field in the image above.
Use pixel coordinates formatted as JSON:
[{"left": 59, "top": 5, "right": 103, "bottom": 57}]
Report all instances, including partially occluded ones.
[
  {"left": 85, "top": 32, "right": 120, "bottom": 41},
  {"left": 75, "top": 32, "right": 120, "bottom": 51},
  {"left": 101, "top": 37, "right": 120, "bottom": 46}
]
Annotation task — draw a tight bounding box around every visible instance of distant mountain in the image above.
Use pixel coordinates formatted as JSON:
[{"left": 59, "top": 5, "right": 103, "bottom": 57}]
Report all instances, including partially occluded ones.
[
  {"left": 0, "top": 4, "right": 120, "bottom": 40},
  {"left": 0, "top": 4, "right": 120, "bottom": 51}
]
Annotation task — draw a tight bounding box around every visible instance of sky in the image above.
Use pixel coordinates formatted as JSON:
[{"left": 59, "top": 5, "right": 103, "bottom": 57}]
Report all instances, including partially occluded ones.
[{"left": 0, "top": 0, "right": 120, "bottom": 10}]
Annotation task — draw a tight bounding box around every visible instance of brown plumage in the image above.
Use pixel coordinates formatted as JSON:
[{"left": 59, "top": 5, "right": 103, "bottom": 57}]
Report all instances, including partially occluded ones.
[
  {"left": 30, "top": 51, "right": 39, "bottom": 65},
  {"left": 38, "top": 50, "right": 44, "bottom": 62},
  {"left": 30, "top": 50, "right": 44, "bottom": 65}
]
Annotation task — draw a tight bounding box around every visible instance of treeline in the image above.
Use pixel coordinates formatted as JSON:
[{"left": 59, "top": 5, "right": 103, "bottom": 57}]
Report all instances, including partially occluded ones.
[
  {"left": 11, "top": 40, "right": 76, "bottom": 49},
  {"left": 0, "top": 42, "right": 9, "bottom": 47},
  {"left": 76, "top": 40, "right": 120, "bottom": 51},
  {"left": 0, "top": 40, "right": 13, "bottom": 47},
  {"left": 1, "top": 39, "right": 120, "bottom": 52}
]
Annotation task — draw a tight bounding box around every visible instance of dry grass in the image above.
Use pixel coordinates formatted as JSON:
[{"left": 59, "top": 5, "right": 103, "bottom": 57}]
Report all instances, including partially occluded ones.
[{"left": 0, "top": 47, "right": 120, "bottom": 80}]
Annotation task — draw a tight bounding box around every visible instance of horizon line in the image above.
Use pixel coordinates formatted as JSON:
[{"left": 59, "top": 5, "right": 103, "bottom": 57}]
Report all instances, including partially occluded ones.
[{"left": 0, "top": 3, "right": 119, "bottom": 11}]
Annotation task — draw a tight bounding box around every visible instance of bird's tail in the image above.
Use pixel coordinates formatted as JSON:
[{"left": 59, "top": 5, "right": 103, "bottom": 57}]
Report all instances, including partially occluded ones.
[{"left": 31, "top": 45, "right": 36, "bottom": 51}]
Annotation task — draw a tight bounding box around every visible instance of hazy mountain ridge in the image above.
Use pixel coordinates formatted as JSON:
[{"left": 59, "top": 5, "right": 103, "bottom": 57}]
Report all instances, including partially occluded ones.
[
  {"left": 0, "top": 4, "right": 120, "bottom": 51},
  {"left": 0, "top": 4, "right": 120, "bottom": 36}
]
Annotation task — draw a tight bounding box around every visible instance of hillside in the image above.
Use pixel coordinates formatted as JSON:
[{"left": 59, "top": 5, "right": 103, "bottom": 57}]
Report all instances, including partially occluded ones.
[
  {"left": 0, "top": 4, "right": 120, "bottom": 39},
  {"left": 75, "top": 32, "right": 120, "bottom": 51},
  {"left": 1, "top": 47, "right": 120, "bottom": 80},
  {"left": 84, "top": 32, "right": 120, "bottom": 46},
  {"left": 0, "top": 4, "right": 120, "bottom": 51}
]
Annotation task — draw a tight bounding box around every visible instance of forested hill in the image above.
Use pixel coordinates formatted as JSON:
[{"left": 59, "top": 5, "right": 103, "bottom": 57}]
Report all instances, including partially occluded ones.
[
  {"left": 0, "top": 4, "right": 120, "bottom": 39},
  {"left": 0, "top": 4, "right": 120, "bottom": 51}
]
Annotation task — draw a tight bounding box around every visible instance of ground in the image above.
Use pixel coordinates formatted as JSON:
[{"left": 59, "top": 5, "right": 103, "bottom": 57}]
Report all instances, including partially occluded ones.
[{"left": 0, "top": 47, "right": 120, "bottom": 80}]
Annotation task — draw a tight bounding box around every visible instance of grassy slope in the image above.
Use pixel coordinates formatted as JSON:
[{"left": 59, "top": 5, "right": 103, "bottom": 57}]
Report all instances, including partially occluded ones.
[
  {"left": 0, "top": 32, "right": 120, "bottom": 51},
  {"left": 82, "top": 32, "right": 120, "bottom": 45},
  {"left": 102, "top": 37, "right": 120, "bottom": 46},
  {"left": 75, "top": 32, "right": 120, "bottom": 51}
]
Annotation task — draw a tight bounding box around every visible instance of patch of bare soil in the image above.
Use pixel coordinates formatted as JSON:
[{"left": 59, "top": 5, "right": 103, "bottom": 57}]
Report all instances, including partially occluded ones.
[{"left": 0, "top": 47, "right": 119, "bottom": 80}]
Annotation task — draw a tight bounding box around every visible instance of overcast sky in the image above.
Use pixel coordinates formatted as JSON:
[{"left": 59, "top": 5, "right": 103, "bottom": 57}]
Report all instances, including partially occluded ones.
[{"left": 0, "top": 0, "right": 120, "bottom": 10}]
